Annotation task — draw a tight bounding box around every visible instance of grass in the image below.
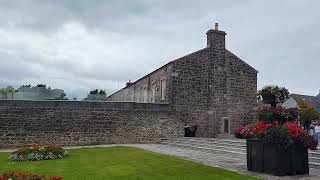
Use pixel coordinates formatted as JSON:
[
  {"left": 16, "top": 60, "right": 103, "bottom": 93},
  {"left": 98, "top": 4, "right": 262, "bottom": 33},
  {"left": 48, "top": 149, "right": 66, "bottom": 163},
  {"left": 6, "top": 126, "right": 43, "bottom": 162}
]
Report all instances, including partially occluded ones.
[{"left": 0, "top": 146, "right": 258, "bottom": 180}]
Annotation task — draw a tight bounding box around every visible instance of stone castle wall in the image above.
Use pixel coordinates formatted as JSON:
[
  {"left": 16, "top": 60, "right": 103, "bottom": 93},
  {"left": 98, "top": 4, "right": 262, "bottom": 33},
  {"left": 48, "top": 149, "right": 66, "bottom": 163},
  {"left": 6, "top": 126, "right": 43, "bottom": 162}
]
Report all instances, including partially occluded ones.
[{"left": 0, "top": 100, "right": 183, "bottom": 148}]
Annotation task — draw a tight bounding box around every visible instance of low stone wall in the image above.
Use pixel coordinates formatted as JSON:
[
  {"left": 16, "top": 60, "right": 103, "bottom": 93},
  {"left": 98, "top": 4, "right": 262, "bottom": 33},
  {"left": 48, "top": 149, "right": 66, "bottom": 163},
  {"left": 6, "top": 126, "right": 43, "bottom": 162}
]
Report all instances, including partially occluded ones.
[{"left": 0, "top": 100, "right": 183, "bottom": 148}]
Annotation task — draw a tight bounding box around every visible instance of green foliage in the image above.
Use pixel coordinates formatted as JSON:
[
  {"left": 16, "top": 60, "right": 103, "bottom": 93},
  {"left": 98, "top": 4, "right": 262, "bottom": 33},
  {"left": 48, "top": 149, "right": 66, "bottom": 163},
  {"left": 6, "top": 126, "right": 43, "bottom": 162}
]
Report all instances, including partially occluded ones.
[
  {"left": 258, "top": 107, "right": 295, "bottom": 124},
  {"left": 258, "top": 85, "right": 289, "bottom": 107},
  {"left": 54, "top": 92, "right": 68, "bottom": 100},
  {"left": 0, "top": 147, "right": 259, "bottom": 180},
  {"left": 262, "top": 125, "right": 293, "bottom": 149},
  {"left": 89, "top": 89, "right": 106, "bottom": 95},
  {"left": 9, "top": 144, "right": 68, "bottom": 162},
  {"left": 298, "top": 101, "right": 319, "bottom": 125}
]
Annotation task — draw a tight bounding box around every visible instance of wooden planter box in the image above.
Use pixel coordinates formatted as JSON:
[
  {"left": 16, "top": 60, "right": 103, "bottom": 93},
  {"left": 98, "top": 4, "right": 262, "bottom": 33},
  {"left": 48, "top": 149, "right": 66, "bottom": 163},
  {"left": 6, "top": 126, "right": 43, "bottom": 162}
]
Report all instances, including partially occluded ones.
[{"left": 247, "top": 138, "right": 309, "bottom": 176}]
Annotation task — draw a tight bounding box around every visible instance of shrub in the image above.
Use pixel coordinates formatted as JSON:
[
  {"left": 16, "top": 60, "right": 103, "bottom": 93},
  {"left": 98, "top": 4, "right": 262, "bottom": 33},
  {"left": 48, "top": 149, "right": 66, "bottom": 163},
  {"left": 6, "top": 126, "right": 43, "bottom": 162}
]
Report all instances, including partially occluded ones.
[
  {"left": 297, "top": 132, "right": 318, "bottom": 151},
  {"left": 0, "top": 172, "right": 62, "bottom": 180},
  {"left": 257, "top": 107, "right": 295, "bottom": 124},
  {"left": 258, "top": 85, "right": 289, "bottom": 107},
  {"left": 298, "top": 101, "right": 319, "bottom": 129},
  {"left": 262, "top": 124, "right": 293, "bottom": 149},
  {"left": 9, "top": 144, "right": 68, "bottom": 162}
]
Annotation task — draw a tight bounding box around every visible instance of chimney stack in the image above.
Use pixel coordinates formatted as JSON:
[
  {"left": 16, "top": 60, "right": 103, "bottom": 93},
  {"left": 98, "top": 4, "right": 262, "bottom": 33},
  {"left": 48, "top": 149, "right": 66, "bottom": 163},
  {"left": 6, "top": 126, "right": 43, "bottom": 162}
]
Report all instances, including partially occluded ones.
[
  {"left": 126, "top": 80, "right": 132, "bottom": 87},
  {"left": 206, "top": 22, "right": 226, "bottom": 49},
  {"left": 215, "top": 23, "right": 218, "bottom": 30}
]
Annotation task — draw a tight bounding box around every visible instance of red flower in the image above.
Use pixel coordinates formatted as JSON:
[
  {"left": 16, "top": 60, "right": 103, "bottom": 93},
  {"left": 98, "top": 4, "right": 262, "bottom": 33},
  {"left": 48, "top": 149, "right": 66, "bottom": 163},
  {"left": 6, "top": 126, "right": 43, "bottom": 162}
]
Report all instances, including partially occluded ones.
[
  {"left": 51, "top": 176, "right": 63, "bottom": 180},
  {"left": 251, "top": 122, "right": 273, "bottom": 136},
  {"left": 1, "top": 172, "right": 63, "bottom": 180},
  {"left": 234, "top": 127, "right": 253, "bottom": 138},
  {"left": 285, "top": 122, "right": 303, "bottom": 139}
]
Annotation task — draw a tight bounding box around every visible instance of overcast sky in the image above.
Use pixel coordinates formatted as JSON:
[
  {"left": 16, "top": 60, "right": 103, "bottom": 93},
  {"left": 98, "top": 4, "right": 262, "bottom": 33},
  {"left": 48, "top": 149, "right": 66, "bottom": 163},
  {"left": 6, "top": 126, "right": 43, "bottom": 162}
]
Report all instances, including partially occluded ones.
[{"left": 0, "top": 0, "right": 319, "bottom": 99}]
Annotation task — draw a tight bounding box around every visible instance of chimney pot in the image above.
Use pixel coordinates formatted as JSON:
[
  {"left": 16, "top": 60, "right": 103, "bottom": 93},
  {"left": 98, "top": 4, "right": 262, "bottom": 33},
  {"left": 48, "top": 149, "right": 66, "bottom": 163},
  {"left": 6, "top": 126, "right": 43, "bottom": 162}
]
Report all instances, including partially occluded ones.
[
  {"left": 215, "top": 23, "right": 218, "bottom": 30},
  {"left": 126, "top": 80, "right": 132, "bottom": 87}
]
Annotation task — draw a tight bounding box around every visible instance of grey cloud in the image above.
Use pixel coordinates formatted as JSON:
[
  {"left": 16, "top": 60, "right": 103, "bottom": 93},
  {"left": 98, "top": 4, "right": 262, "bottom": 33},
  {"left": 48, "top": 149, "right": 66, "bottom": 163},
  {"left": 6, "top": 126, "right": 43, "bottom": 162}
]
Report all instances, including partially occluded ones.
[{"left": 0, "top": 0, "right": 319, "bottom": 98}]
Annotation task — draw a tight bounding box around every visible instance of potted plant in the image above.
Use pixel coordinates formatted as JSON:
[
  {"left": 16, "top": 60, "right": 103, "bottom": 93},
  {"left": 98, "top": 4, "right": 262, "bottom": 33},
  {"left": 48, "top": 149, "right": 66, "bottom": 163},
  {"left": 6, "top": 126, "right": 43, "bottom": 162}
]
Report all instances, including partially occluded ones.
[
  {"left": 238, "top": 83, "right": 318, "bottom": 176},
  {"left": 246, "top": 121, "right": 317, "bottom": 176},
  {"left": 258, "top": 85, "right": 289, "bottom": 107},
  {"left": 236, "top": 106, "right": 318, "bottom": 176}
]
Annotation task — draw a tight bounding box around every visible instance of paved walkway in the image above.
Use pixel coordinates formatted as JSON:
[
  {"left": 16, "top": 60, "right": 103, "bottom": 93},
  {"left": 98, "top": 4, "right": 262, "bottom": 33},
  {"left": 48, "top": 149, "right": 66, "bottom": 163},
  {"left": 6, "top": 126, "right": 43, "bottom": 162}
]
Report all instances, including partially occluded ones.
[{"left": 1, "top": 144, "right": 320, "bottom": 180}]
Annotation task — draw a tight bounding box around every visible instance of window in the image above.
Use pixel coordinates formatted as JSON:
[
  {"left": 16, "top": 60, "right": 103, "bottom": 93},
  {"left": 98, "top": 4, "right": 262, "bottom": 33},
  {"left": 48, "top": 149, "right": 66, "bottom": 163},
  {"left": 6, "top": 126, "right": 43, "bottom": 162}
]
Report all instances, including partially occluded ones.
[
  {"left": 161, "top": 79, "right": 166, "bottom": 101},
  {"left": 152, "top": 84, "right": 156, "bottom": 103},
  {"left": 143, "top": 87, "right": 148, "bottom": 102}
]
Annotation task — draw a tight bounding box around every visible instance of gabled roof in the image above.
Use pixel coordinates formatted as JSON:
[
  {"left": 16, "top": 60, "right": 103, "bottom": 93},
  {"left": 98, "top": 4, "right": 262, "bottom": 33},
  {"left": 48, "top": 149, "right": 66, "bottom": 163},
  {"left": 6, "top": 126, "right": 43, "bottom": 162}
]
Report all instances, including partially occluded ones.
[
  {"left": 107, "top": 48, "right": 208, "bottom": 98},
  {"left": 226, "top": 50, "right": 258, "bottom": 73},
  {"left": 290, "top": 94, "right": 319, "bottom": 109}
]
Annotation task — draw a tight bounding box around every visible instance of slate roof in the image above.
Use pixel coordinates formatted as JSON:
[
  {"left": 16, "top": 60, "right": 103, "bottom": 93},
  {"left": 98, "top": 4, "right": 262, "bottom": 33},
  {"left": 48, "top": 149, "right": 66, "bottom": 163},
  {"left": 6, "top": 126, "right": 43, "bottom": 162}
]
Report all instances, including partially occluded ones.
[{"left": 290, "top": 93, "right": 320, "bottom": 109}]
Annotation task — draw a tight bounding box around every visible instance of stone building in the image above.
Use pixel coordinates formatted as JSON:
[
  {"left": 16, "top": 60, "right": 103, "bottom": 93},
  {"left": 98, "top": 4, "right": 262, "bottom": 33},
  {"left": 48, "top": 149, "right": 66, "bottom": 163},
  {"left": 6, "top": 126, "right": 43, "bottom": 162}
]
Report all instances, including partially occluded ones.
[
  {"left": 107, "top": 23, "right": 258, "bottom": 137},
  {"left": 282, "top": 93, "right": 320, "bottom": 112},
  {"left": 0, "top": 85, "right": 66, "bottom": 100}
]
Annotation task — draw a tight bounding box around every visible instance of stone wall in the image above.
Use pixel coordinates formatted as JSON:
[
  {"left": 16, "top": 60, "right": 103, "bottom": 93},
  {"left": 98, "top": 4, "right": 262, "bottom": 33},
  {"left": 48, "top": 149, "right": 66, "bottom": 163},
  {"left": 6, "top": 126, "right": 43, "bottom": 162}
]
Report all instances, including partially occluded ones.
[
  {"left": 226, "top": 50, "right": 258, "bottom": 131},
  {"left": 168, "top": 36, "right": 257, "bottom": 137},
  {"left": 0, "top": 100, "right": 183, "bottom": 148},
  {"left": 168, "top": 48, "right": 213, "bottom": 137}
]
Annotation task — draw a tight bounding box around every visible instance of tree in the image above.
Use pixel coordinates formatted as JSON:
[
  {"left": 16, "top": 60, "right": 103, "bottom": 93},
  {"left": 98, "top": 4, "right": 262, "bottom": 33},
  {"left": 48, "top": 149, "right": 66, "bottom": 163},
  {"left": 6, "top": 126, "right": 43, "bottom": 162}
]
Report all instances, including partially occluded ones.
[
  {"left": 0, "top": 88, "right": 8, "bottom": 99},
  {"left": 298, "top": 101, "right": 319, "bottom": 130},
  {"left": 54, "top": 92, "right": 68, "bottom": 100},
  {"left": 258, "top": 85, "right": 289, "bottom": 107},
  {"left": 36, "top": 84, "right": 46, "bottom": 88},
  {"left": 99, "top": 90, "right": 106, "bottom": 95},
  {"left": 6, "top": 87, "right": 17, "bottom": 99},
  {"left": 90, "top": 89, "right": 99, "bottom": 95}
]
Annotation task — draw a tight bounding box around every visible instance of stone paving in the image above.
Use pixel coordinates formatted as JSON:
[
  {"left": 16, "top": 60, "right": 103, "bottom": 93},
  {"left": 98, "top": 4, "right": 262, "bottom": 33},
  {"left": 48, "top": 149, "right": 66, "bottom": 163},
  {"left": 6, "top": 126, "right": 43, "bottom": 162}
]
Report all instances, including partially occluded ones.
[
  {"left": 1, "top": 144, "right": 320, "bottom": 180},
  {"left": 128, "top": 144, "right": 320, "bottom": 180}
]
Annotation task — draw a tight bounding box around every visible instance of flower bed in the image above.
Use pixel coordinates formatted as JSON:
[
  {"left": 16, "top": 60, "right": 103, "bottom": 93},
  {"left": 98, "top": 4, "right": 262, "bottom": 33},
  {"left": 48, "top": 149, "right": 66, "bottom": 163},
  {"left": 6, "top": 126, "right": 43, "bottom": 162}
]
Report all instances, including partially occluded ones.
[
  {"left": 9, "top": 144, "right": 68, "bottom": 162},
  {"left": 0, "top": 172, "right": 62, "bottom": 180}
]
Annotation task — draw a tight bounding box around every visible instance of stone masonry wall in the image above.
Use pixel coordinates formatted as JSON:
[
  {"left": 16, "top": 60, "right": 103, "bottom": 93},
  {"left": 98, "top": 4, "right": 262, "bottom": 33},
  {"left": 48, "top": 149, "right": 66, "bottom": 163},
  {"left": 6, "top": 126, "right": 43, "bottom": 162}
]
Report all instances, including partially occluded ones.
[
  {"left": 0, "top": 100, "right": 183, "bottom": 148},
  {"left": 169, "top": 48, "right": 257, "bottom": 137},
  {"left": 226, "top": 50, "right": 258, "bottom": 132},
  {"left": 169, "top": 48, "right": 213, "bottom": 137}
]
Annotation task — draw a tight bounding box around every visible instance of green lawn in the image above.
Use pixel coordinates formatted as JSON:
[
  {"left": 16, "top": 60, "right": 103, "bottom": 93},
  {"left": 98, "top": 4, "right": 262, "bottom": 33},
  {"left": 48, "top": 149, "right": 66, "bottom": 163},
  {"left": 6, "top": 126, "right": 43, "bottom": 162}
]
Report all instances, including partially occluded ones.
[{"left": 0, "top": 146, "right": 258, "bottom": 180}]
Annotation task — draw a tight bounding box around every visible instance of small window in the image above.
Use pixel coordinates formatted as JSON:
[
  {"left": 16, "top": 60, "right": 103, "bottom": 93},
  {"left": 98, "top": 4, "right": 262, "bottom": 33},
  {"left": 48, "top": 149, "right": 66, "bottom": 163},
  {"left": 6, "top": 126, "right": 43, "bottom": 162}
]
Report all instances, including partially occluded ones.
[
  {"left": 160, "top": 79, "right": 166, "bottom": 101},
  {"left": 152, "top": 84, "right": 156, "bottom": 103}
]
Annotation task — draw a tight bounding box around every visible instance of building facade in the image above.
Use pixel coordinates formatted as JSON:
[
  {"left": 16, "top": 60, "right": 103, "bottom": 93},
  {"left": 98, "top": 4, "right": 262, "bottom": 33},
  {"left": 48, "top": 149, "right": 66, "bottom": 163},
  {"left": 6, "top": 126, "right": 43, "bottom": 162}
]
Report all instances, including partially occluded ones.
[
  {"left": 0, "top": 85, "right": 65, "bottom": 100},
  {"left": 282, "top": 93, "right": 320, "bottom": 112},
  {"left": 107, "top": 24, "right": 258, "bottom": 137}
]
